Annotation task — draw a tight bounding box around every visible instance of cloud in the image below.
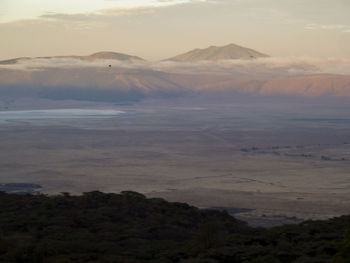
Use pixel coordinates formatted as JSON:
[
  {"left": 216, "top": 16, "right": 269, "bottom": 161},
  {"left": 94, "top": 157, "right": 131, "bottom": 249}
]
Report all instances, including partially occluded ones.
[
  {"left": 0, "top": 58, "right": 148, "bottom": 71},
  {"left": 0, "top": 0, "right": 205, "bottom": 27},
  {"left": 1, "top": 56, "right": 350, "bottom": 77},
  {"left": 1, "top": 0, "right": 202, "bottom": 23},
  {"left": 305, "top": 23, "right": 350, "bottom": 33},
  {"left": 26, "top": 0, "right": 207, "bottom": 31},
  {"left": 37, "top": 0, "right": 203, "bottom": 20},
  {"left": 147, "top": 57, "right": 350, "bottom": 76},
  {"left": 40, "top": 7, "right": 155, "bottom": 21}
]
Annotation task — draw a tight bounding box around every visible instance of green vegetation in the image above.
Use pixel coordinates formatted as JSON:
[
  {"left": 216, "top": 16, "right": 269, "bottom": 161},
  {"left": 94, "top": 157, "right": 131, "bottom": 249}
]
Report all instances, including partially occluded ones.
[{"left": 0, "top": 191, "right": 349, "bottom": 262}]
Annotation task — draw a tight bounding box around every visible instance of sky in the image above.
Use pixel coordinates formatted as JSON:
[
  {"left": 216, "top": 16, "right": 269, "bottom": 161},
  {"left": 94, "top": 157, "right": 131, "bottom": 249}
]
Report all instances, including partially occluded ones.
[{"left": 1, "top": 0, "right": 350, "bottom": 60}]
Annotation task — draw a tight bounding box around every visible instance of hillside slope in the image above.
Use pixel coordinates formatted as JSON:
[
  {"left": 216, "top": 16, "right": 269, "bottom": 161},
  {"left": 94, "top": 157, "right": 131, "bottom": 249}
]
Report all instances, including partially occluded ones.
[{"left": 0, "top": 191, "right": 349, "bottom": 262}]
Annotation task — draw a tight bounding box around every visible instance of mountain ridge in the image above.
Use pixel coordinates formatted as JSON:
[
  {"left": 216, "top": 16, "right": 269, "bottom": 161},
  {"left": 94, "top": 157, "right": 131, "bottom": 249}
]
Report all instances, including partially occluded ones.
[
  {"left": 0, "top": 43, "right": 269, "bottom": 64},
  {"left": 167, "top": 43, "right": 269, "bottom": 62},
  {"left": 0, "top": 51, "right": 144, "bottom": 65},
  {"left": 1, "top": 65, "right": 350, "bottom": 100}
]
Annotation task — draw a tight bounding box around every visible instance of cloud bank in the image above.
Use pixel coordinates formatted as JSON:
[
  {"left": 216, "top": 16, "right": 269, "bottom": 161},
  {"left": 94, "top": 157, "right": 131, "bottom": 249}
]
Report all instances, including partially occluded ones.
[{"left": 1, "top": 56, "right": 350, "bottom": 76}]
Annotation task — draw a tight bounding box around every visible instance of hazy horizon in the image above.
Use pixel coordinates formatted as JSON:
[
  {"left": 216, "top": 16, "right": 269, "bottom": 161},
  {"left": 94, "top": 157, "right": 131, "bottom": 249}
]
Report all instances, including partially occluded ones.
[{"left": 1, "top": 0, "right": 350, "bottom": 60}]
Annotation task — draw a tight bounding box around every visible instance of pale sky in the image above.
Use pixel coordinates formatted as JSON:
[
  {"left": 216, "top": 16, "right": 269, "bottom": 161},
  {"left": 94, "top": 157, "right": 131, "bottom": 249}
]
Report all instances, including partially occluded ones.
[{"left": 1, "top": 0, "right": 350, "bottom": 60}]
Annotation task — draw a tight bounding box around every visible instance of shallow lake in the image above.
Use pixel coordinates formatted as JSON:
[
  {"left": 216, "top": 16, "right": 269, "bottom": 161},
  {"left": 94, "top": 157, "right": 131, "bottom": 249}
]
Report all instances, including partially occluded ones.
[{"left": 0, "top": 109, "right": 125, "bottom": 121}]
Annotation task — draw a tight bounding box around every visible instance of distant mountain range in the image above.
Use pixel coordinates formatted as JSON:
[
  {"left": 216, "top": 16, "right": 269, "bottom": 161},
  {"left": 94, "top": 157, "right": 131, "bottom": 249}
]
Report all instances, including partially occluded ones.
[
  {"left": 1, "top": 44, "right": 350, "bottom": 101},
  {"left": 0, "top": 43, "right": 268, "bottom": 64},
  {"left": 1, "top": 64, "right": 350, "bottom": 100},
  {"left": 0, "top": 51, "right": 144, "bottom": 65}
]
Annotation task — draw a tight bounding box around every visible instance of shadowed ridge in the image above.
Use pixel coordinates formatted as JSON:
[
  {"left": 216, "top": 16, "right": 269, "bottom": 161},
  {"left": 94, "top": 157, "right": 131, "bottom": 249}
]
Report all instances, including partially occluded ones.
[{"left": 0, "top": 57, "right": 32, "bottom": 65}]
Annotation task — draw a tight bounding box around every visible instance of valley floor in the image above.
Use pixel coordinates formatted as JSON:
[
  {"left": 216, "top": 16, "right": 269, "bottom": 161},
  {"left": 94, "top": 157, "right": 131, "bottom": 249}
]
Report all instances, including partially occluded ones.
[{"left": 1, "top": 97, "right": 350, "bottom": 226}]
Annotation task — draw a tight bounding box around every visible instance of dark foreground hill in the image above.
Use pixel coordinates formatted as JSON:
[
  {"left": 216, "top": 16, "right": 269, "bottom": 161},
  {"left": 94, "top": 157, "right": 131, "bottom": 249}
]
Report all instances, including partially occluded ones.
[{"left": 0, "top": 191, "right": 349, "bottom": 263}]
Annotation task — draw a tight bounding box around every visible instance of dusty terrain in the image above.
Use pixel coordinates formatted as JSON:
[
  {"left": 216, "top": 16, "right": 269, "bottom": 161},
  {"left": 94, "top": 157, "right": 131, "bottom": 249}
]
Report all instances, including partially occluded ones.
[{"left": 1, "top": 97, "right": 350, "bottom": 226}]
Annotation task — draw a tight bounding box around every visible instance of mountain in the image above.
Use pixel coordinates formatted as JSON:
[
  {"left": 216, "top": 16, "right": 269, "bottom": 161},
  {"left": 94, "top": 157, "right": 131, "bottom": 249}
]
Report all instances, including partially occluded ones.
[
  {"left": 84, "top": 51, "right": 144, "bottom": 62},
  {"left": 1, "top": 48, "right": 350, "bottom": 101},
  {"left": 167, "top": 43, "right": 269, "bottom": 62},
  {"left": 0, "top": 51, "right": 144, "bottom": 65},
  {"left": 1, "top": 63, "right": 350, "bottom": 101},
  {"left": 259, "top": 74, "right": 350, "bottom": 96}
]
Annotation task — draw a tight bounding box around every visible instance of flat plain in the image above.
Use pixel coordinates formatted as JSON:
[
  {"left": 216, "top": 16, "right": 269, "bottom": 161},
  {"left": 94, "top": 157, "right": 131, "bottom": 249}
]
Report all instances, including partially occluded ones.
[{"left": 1, "top": 97, "right": 350, "bottom": 226}]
